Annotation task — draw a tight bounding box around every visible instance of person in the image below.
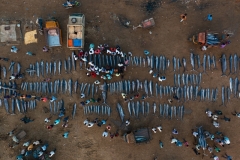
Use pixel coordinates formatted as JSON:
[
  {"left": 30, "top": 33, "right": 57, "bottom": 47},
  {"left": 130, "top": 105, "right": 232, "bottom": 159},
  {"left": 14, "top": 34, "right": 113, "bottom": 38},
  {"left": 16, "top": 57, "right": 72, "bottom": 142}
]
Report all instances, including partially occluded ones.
[
  {"left": 173, "top": 94, "right": 179, "bottom": 100},
  {"left": 125, "top": 120, "right": 130, "bottom": 126},
  {"left": 106, "top": 125, "right": 111, "bottom": 130},
  {"left": 20, "top": 116, "right": 34, "bottom": 124},
  {"left": 38, "top": 151, "right": 44, "bottom": 157},
  {"left": 211, "top": 155, "right": 219, "bottom": 160},
  {"left": 93, "top": 118, "right": 98, "bottom": 123},
  {"left": 97, "top": 98, "right": 101, "bottom": 103},
  {"left": 192, "top": 148, "right": 200, "bottom": 155},
  {"left": 149, "top": 69, "right": 153, "bottom": 74},
  {"left": 212, "top": 114, "right": 218, "bottom": 120},
  {"left": 168, "top": 99, "right": 173, "bottom": 104},
  {"left": 62, "top": 132, "right": 69, "bottom": 138},
  {"left": 85, "top": 99, "right": 90, "bottom": 104},
  {"left": 41, "top": 97, "right": 48, "bottom": 102},
  {"left": 183, "top": 139, "right": 189, "bottom": 147},
  {"left": 232, "top": 111, "right": 240, "bottom": 118},
  {"left": 215, "top": 138, "right": 224, "bottom": 147},
  {"left": 134, "top": 93, "right": 139, "bottom": 98},
  {"left": 90, "top": 98, "right": 96, "bottom": 103},
  {"left": 157, "top": 126, "right": 162, "bottom": 132},
  {"left": 222, "top": 153, "right": 232, "bottom": 160},
  {"left": 110, "top": 132, "right": 114, "bottom": 139},
  {"left": 0, "top": 57, "right": 9, "bottom": 61},
  {"left": 176, "top": 140, "right": 182, "bottom": 147},
  {"left": 180, "top": 13, "right": 187, "bottom": 22},
  {"left": 33, "top": 140, "right": 42, "bottom": 146},
  {"left": 66, "top": 0, "right": 72, "bottom": 6},
  {"left": 11, "top": 46, "right": 18, "bottom": 53},
  {"left": 192, "top": 130, "right": 198, "bottom": 137},
  {"left": 207, "top": 14, "right": 213, "bottom": 21},
  {"left": 144, "top": 50, "right": 150, "bottom": 55},
  {"left": 115, "top": 131, "right": 119, "bottom": 137},
  {"left": 102, "top": 130, "right": 108, "bottom": 137},
  {"left": 207, "top": 146, "right": 213, "bottom": 153},
  {"left": 40, "top": 144, "right": 48, "bottom": 152},
  {"left": 63, "top": 116, "right": 69, "bottom": 123},
  {"left": 159, "top": 140, "right": 163, "bottom": 148},
  {"left": 171, "top": 137, "right": 178, "bottom": 143},
  {"left": 80, "top": 101, "right": 85, "bottom": 106},
  {"left": 47, "top": 125, "right": 54, "bottom": 130},
  {"left": 54, "top": 119, "right": 60, "bottom": 125},
  {"left": 195, "top": 144, "right": 201, "bottom": 150},
  {"left": 90, "top": 71, "right": 97, "bottom": 78},
  {"left": 213, "top": 121, "right": 220, "bottom": 128},
  {"left": 44, "top": 118, "right": 50, "bottom": 123},
  {"left": 62, "top": 123, "right": 68, "bottom": 128},
  {"left": 9, "top": 75, "right": 15, "bottom": 80},
  {"left": 129, "top": 96, "right": 134, "bottom": 100},
  {"left": 74, "top": 55, "right": 78, "bottom": 61},
  {"left": 80, "top": 93, "right": 85, "bottom": 98},
  {"left": 27, "top": 144, "right": 34, "bottom": 150},
  {"left": 223, "top": 136, "right": 230, "bottom": 145},
  {"left": 101, "top": 75, "right": 106, "bottom": 80},
  {"left": 7, "top": 128, "right": 16, "bottom": 136},
  {"left": 88, "top": 122, "right": 94, "bottom": 127},
  {"left": 222, "top": 116, "right": 230, "bottom": 122},
  {"left": 115, "top": 73, "right": 120, "bottom": 76},
  {"left": 49, "top": 149, "right": 56, "bottom": 157},
  {"left": 172, "top": 128, "right": 178, "bottom": 134},
  {"left": 158, "top": 76, "right": 166, "bottom": 82},
  {"left": 142, "top": 95, "right": 147, "bottom": 100},
  {"left": 43, "top": 46, "right": 48, "bottom": 52},
  {"left": 50, "top": 96, "right": 57, "bottom": 102},
  {"left": 121, "top": 93, "right": 127, "bottom": 99},
  {"left": 23, "top": 141, "right": 30, "bottom": 147},
  {"left": 221, "top": 42, "right": 226, "bottom": 48},
  {"left": 98, "top": 119, "right": 106, "bottom": 127},
  {"left": 206, "top": 110, "right": 212, "bottom": 117},
  {"left": 106, "top": 74, "right": 112, "bottom": 80},
  {"left": 215, "top": 110, "right": 222, "bottom": 115},
  {"left": 84, "top": 118, "right": 89, "bottom": 126},
  {"left": 214, "top": 146, "right": 221, "bottom": 152},
  {"left": 16, "top": 154, "right": 24, "bottom": 160},
  {"left": 152, "top": 127, "right": 157, "bottom": 133}
]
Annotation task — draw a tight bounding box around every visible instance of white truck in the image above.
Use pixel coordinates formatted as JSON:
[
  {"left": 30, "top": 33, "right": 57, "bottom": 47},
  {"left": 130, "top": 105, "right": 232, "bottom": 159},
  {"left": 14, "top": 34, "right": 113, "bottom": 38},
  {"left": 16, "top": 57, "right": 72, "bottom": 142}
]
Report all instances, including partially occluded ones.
[{"left": 67, "top": 13, "right": 85, "bottom": 50}]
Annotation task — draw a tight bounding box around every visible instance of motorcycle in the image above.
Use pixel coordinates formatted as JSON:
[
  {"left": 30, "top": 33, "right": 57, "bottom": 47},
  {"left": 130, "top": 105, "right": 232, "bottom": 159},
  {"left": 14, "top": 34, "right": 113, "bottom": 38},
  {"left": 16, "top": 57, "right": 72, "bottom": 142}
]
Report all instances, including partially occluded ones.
[
  {"left": 36, "top": 18, "right": 43, "bottom": 35},
  {"left": 62, "top": 1, "right": 81, "bottom": 9}
]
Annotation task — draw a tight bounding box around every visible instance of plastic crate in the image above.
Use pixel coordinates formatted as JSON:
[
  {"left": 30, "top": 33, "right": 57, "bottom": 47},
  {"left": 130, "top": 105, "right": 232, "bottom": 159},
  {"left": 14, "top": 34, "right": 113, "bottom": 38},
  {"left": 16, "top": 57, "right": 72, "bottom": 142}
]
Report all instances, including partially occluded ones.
[{"left": 73, "top": 39, "right": 82, "bottom": 47}]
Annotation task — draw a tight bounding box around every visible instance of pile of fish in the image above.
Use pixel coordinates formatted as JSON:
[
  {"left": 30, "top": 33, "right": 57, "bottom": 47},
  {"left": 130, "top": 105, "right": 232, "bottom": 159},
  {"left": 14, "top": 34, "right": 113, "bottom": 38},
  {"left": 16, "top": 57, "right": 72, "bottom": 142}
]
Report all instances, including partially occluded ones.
[
  {"left": 49, "top": 100, "right": 64, "bottom": 115},
  {"left": 83, "top": 105, "right": 111, "bottom": 116},
  {"left": 87, "top": 54, "right": 126, "bottom": 68},
  {"left": 0, "top": 81, "right": 17, "bottom": 95},
  {"left": 127, "top": 101, "right": 184, "bottom": 120},
  {"left": 174, "top": 73, "right": 202, "bottom": 87},
  {"left": 1, "top": 61, "right": 21, "bottom": 79},
  {"left": 26, "top": 53, "right": 77, "bottom": 77},
  {"left": 3, "top": 98, "right": 37, "bottom": 114},
  {"left": 190, "top": 53, "right": 217, "bottom": 73}
]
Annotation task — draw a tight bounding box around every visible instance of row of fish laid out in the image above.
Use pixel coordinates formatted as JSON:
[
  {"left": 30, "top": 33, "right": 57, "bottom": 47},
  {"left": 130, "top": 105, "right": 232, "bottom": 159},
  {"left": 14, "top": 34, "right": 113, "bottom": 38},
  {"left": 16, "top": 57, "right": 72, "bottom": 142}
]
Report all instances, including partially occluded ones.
[
  {"left": 2, "top": 98, "right": 37, "bottom": 114},
  {"left": 174, "top": 73, "right": 202, "bottom": 87},
  {"left": 49, "top": 100, "right": 64, "bottom": 115},
  {"left": 221, "top": 53, "right": 240, "bottom": 76},
  {"left": 87, "top": 53, "right": 126, "bottom": 68},
  {"left": 190, "top": 53, "right": 217, "bottom": 73},
  {"left": 20, "top": 79, "right": 74, "bottom": 96},
  {"left": 83, "top": 105, "right": 111, "bottom": 116},
  {"left": 127, "top": 101, "right": 184, "bottom": 120},
  {"left": 0, "top": 81, "right": 17, "bottom": 95},
  {"left": 26, "top": 52, "right": 78, "bottom": 77},
  {"left": 1, "top": 62, "right": 21, "bottom": 79}
]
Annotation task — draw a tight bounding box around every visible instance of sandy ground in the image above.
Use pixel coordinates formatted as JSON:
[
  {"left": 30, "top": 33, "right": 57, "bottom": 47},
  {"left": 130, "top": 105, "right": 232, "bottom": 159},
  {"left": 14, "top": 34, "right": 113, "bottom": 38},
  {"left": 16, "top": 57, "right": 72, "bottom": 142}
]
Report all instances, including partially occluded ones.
[{"left": 1, "top": 0, "right": 240, "bottom": 160}]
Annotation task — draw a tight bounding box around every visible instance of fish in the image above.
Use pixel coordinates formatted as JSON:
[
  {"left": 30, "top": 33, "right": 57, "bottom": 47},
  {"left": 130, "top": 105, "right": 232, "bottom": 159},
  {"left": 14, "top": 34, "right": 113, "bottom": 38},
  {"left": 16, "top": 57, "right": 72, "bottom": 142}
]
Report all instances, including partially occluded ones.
[
  {"left": 128, "top": 102, "right": 131, "bottom": 116},
  {"left": 16, "top": 99, "right": 21, "bottom": 113},
  {"left": 36, "top": 61, "right": 40, "bottom": 77},
  {"left": 227, "top": 87, "right": 230, "bottom": 102},
  {"left": 177, "top": 58, "right": 181, "bottom": 72},
  {"left": 17, "top": 63, "right": 21, "bottom": 74},
  {"left": 72, "top": 103, "right": 76, "bottom": 119},
  {"left": 58, "top": 60, "right": 62, "bottom": 74},
  {"left": 155, "top": 83, "right": 158, "bottom": 97},
  {"left": 229, "top": 77, "right": 233, "bottom": 93},
  {"left": 229, "top": 54, "right": 233, "bottom": 74},
  {"left": 182, "top": 58, "right": 187, "bottom": 72},
  {"left": 234, "top": 77, "right": 238, "bottom": 97},
  {"left": 46, "top": 62, "right": 49, "bottom": 75},
  {"left": 207, "top": 55, "right": 211, "bottom": 70},
  {"left": 102, "top": 91, "right": 107, "bottom": 104},
  {"left": 68, "top": 79, "right": 72, "bottom": 96},
  {"left": 202, "top": 54, "right": 207, "bottom": 74},
  {"left": 4, "top": 98, "right": 9, "bottom": 114},
  {"left": 190, "top": 53, "right": 195, "bottom": 71},
  {"left": 149, "top": 80, "right": 153, "bottom": 97},
  {"left": 153, "top": 103, "right": 156, "bottom": 114},
  {"left": 233, "top": 53, "right": 238, "bottom": 74},
  {"left": 144, "top": 80, "right": 148, "bottom": 96},
  {"left": 40, "top": 60, "right": 44, "bottom": 77},
  {"left": 2, "top": 66, "right": 6, "bottom": 78},
  {"left": 172, "top": 56, "right": 176, "bottom": 72},
  {"left": 150, "top": 55, "right": 154, "bottom": 69},
  {"left": 72, "top": 52, "right": 76, "bottom": 70},
  {"left": 220, "top": 86, "right": 225, "bottom": 106},
  {"left": 196, "top": 54, "right": 200, "bottom": 69},
  {"left": 221, "top": 54, "right": 227, "bottom": 76},
  {"left": 11, "top": 98, "right": 15, "bottom": 115},
  {"left": 53, "top": 61, "right": 57, "bottom": 75},
  {"left": 143, "top": 58, "right": 146, "bottom": 67},
  {"left": 147, "top": 56, "right": 150, "bottom": 67},
  {"left": 68, "top": 56, "right": 72, "bottom": 72},
  {"left": 64, "top": 59, "right": 68, "bottom": 73},
  {"left": 9, "top": 61, "right": 15, "bottom": 71}
]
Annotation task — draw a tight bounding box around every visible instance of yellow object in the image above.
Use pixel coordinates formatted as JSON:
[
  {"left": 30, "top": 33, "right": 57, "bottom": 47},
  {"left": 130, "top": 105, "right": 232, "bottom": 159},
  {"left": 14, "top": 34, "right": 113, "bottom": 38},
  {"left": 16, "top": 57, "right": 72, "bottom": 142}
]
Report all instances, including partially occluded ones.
[
  {"left": 27, "top": 144, "right": 34, "bottom": 151},
  {"left": 24, "top": 30, "right": 37, "bottom": 44},
  {"left": 45, "top": 21, "right": 58, "bottom": 28}
]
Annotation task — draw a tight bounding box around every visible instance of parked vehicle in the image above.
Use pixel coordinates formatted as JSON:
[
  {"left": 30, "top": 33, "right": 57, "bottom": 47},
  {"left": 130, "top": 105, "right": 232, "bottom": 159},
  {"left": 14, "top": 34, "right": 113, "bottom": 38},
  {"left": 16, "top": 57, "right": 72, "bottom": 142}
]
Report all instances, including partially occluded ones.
[
  {"left": 67, "top": 13, "right": 85, "bottom": 50},
  {"left": 44, "top": 18, "right": 62, "bottom": 48}
]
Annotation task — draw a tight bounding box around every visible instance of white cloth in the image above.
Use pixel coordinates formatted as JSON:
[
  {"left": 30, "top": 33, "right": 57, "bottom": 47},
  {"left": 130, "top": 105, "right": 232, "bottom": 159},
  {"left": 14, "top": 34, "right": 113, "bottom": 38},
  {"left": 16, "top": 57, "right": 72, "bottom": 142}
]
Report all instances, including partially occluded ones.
[
  {"left": 102, "top": 131, "right": 108, "bottom": 137},
  {"left": 84, "top": 119, "right": 89, "bottom": 126},
  {"left": 88, "top": 122, "right": 94, "bottom": 127},
  {"left": 193, "top": 132, "right": 198, "bottom": 137}
]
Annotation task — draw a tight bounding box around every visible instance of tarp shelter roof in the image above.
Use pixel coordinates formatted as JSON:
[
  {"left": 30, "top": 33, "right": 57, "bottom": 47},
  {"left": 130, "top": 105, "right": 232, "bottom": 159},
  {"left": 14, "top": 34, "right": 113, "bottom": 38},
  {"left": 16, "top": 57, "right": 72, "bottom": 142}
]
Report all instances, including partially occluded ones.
[
  {"left": 24, "top": 30, "right": 37, "bottom": 44},
  {"left": 0, "top": 24, "right": 17, "bottom": 42}
]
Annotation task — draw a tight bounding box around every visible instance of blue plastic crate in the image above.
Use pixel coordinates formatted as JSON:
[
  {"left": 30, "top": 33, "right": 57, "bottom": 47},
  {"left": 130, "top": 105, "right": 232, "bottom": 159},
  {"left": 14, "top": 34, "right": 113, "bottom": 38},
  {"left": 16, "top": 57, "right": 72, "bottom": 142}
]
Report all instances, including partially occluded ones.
[{"left": 73, "top": 39, "right": 82, "bottom": 47}]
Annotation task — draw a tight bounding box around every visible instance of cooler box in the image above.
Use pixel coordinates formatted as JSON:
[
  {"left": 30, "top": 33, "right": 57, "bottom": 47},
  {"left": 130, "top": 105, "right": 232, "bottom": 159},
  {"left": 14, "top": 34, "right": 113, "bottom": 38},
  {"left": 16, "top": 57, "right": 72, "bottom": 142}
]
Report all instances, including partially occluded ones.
[
  {"left": 73, "top": 39, "right": 82, "bottom": 47},
  {"left": 68, "top": 39, "right": 73, "bottom": 47}
]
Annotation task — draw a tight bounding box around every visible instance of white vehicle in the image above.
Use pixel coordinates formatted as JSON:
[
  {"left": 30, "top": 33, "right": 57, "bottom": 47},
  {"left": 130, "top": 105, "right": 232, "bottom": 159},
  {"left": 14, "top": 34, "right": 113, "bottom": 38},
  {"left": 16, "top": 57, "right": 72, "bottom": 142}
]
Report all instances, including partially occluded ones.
[{"left": 67, "top": 13, "right": 85, "bottom": 50}]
